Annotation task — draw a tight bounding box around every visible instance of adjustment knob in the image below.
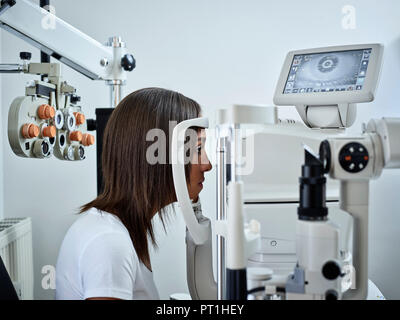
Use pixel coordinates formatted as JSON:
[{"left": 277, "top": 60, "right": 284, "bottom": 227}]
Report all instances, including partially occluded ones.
[
  {"left": 43, "top": 125, "right": 56, "bottom": 138},
  {"left": 322, "top": 261, "right": 341, "bottom": 280},
  {"left": 69, "top": 131, "right": 83, "bottom": 142},
  {"left": 74, "top": 112, "right": 86, "bottom": 126},
  {"left": 21, "top": 123, "right": 39, "bottom": 139},
  {"left": 38, "top": 104, "right": 55, "bottom": 119},
  {"left": 81, "top": 133, "right": 95, "bottom": 146},
  {"left": 121, "top": 54, "right": 136, "bottom": 71},
  {"left": 339, "top": 142, "right": 369, "bottom": 173},
  {"left": 325, "top": 290, "right": 338, "bottom": 300},
  {"left": 20, "top": 51, "right": 32, "bottom": 61},
  {"left": 70, "top": 95, "right": 81, "bottom": 104},
  {"left": 319, "top": 140, "right": 331, "bottom": 174}
]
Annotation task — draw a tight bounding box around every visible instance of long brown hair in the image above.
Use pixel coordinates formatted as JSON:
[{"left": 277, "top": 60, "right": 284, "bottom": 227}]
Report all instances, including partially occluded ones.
[{"left": 80, "top": 87, "right": 201, "bottom": 267}]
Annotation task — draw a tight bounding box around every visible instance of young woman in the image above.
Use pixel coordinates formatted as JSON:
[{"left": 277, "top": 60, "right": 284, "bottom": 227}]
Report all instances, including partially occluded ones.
[{"left": 55, "top": 88, "right": 212, "bottom": 300}]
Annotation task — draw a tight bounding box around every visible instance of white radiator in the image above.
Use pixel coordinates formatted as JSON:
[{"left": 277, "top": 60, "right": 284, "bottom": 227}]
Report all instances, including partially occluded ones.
[{"left": 0, "top": 217, "right": 34, "bottom": 300}]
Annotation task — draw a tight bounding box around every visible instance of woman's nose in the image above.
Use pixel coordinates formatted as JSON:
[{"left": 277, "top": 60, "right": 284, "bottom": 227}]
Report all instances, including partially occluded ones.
[{"left": 202, "top": 152, "right": 212, "bottom": 172}]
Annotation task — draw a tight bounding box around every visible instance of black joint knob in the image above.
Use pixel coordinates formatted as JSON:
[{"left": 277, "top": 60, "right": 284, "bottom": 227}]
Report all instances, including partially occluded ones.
[
  {"left": 86, "top": 119, "right": 97, "bottom": 131},
  {"left": 4, "top": 0, "right": 16, "bottom": 8},
  {"left": 121, "top": 54, "right": 136, "bottom": 71},
  {"left": 325, "top": 290, "right": 338, "bottom": 300},
  {"left": 322, "top": 261, "right": 341, "bottom": 280},
  {"left": 70, "top": 95, "right": 81, "bottom": 104},
  {"left": 20, "top": 52, "right": 32, "bottom": 61},
  {"left": 319, "top": 140, "right": 331, "bottom": 174}
]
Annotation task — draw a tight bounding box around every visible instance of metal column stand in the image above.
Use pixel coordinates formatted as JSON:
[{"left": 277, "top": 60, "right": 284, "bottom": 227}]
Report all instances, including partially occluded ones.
[
  {"left": 88, "top": 36, "right": 133, "bottom": 194},
  {"left": 108, "top": 79, "right": 124, "bottom": 109},
  {"left": 106, "top": 36, "right": 128, "bottom": 108},
  {"left": 216, "top": 123, "right": 240, "bottom": 300},
  {"left": 216, "top": 136, "right": 227, "bottom": 300}
]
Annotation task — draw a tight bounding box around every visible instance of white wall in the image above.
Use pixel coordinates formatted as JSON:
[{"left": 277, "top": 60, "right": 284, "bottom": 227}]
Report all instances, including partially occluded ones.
[{"left": 1, "top": 0, "right": 400, "bottom": 299}]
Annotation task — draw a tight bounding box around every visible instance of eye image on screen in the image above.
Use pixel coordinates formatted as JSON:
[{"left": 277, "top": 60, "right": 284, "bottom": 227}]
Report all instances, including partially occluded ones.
[{"left": 283, "top": 49, "right": 372, "bottom": 94}]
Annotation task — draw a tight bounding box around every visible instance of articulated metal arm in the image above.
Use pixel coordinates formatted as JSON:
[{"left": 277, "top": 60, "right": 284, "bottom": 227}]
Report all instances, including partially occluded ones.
[
  {"left": 0, "top": 0, "right": 15, "bottom": 16},
  {"left": 0, "top": 0, "right": 134, "bottom": 81}
]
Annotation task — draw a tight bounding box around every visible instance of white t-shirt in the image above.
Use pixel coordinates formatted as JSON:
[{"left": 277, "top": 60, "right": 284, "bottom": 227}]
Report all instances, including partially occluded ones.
[{"left": 55, "top": 208, "right": 160, "bottom": 300}]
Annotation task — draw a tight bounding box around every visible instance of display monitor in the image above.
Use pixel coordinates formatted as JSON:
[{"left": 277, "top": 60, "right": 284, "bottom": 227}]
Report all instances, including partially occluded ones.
[
  {"left": 283, "top": 49, "right": 371, "bottom": 94},
  {"left": 274, "top": 44, "right": 383, "bottom": 106}
]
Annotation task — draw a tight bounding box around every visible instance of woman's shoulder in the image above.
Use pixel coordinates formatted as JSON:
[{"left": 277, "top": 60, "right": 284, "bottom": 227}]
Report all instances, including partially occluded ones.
[
  {"left": 65, "top": 208, "right": 132, "bottom": 250},
  {"left": 78, "top": 207, "right": 126, "bottom": 230}
]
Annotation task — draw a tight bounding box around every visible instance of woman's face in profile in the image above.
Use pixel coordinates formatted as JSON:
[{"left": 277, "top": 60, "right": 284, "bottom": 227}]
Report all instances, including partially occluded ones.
[{"left": 188, "top": 129, "right": 212, "bottom": 201}]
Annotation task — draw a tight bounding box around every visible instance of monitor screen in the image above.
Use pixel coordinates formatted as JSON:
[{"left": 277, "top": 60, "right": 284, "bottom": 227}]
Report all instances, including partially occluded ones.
[{"left": 283, "top": 48, "right": 372, "bottom": 94}]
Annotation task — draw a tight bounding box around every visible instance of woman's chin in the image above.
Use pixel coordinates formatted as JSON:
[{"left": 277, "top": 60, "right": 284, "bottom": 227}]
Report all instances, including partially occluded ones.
[{"left": 188, "top": 183, "right": 203, "bottom": 201}]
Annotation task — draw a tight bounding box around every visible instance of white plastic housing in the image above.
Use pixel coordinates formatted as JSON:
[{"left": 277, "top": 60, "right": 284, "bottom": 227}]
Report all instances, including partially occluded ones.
[
  {"left": 367, "top": 118, "right": 400, "bottom": 168},
  {"left": 171, "top": 117, "right": 210, "bottom": 245},
  {"left": 226, "top": 182, "right": 246, "bottom": 270},
  {"left": 217, "top": 104, "right": 277, "bottom": 126},
  {"left": 327, "top": 135, "right": 383, "bottom": 181},
  {"left": 296, "top": 220, "right": 340, "bottom": 271},
  {"left": 296, "top": 220, "right": 342, "bottom": 297}
]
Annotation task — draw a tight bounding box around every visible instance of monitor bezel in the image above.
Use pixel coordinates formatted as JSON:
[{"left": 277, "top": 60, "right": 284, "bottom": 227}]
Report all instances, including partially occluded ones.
[{"left": 273, "top": 44, "right": 383, "bottom": 106}]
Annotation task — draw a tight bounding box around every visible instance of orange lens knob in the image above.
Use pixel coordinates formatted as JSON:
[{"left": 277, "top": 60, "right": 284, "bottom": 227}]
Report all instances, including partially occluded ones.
[
  {"left": 69, "top": 131, "right": 83, "bottom": 142},
  {"left": 43, "top": 126, "right": 56, "bottom": 138},
  {"left": 82, "top": 133, "right": 95, "bottom": 146},
  {"left": 38, "top": 104, "right": 56, "bottom": 119},
  {"left": 46, "top": 106, "right": 56, "bottom": 118},
  {"left": 74, "top": 112, "right": 86, "bottom": 126},
  {"left": 22, "top": 123, "right": 40, "bottom": 139}
]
